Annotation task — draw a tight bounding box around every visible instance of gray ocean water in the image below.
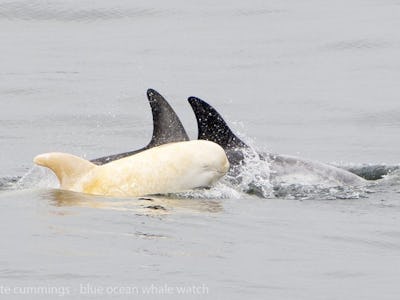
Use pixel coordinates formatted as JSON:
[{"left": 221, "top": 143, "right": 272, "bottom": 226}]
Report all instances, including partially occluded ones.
[{"left": 1, "top": 1, "right": 400, "bottom": 299}]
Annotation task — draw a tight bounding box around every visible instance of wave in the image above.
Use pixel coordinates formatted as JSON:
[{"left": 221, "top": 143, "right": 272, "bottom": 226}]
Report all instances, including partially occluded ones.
[
  {"left": 0, "top": 176, "right": 20, "bottom": 191},
  {"left": 0, "top": 1, "right": 172, "bottom": 22},
  {"left": 2, "top": 166, "right": 59, "bottom": 191}
]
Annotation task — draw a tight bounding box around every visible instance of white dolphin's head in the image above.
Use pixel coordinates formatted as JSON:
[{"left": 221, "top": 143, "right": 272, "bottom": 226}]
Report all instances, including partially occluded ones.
[
  {"left": 198, "top": 140, "right": 230, "bottom": 174},
  {"left": 175, "top": 140, "right": 229, "bottom": 189}
]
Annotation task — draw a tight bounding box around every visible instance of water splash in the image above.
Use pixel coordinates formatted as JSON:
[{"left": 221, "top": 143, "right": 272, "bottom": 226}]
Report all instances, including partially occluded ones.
[
  {"left": 15, "top": 166, "right": 59, "bottom": 190},
  {"left": 225, "top": 146, "right": 274, "bottom": 198},
  {"left": 375, "top": 168, "right": 400, "bottom": 187},
  {"left": 172, "top": 183, "right": 242, "bottom": 200},
  {"left": 0, "top": 176, "right": 20, "bottom": 191}
]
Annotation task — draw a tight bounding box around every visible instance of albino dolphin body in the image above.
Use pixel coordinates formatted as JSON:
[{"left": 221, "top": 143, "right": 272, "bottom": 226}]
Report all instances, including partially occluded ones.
[{"left": 34, "top": 140, "right": 229, "bottom": 197}]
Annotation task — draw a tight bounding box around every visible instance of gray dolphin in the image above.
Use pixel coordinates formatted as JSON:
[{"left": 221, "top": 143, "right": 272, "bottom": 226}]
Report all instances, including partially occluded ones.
[
  {"left": 91, "top": 89, "right": 189, "bottom": 165},
  {"left": 188, "top": 96, "right": 369, "bottom": 187},
  {"left": 90, "top": 89, "right": 397, "bottom": 183}
]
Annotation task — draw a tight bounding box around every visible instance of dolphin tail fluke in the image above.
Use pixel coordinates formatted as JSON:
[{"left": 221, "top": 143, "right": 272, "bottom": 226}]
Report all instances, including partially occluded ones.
[
  {"left": 34, "top": 153, "right": 95, "bottom": 189},
  {"left": 188, "top": 97, "right": 248, "bottom": 150},
  {"left": 147, "top": 89, "right": 189, "bottom": 147}
]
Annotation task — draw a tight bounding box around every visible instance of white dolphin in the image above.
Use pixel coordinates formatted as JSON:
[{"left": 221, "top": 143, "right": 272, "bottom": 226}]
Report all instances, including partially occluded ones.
[{"left": 34, "top": 140, "right": 229, "bottom": 197}]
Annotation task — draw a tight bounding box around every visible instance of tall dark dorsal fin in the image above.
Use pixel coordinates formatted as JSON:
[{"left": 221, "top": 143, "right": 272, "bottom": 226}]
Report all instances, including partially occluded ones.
[
  {"left": 147, "top": 89, "right": 189, "bottom": 147},
  {"left": 188, "top": 97, "right": 248, "bottom": 150},
  {"left": 91, "top": 89, "right": 189, "bottom": 165}
]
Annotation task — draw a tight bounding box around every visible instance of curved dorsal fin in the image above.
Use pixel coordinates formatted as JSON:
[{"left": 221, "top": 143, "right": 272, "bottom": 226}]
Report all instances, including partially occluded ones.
[
  {"left": 188, "top": 97, "right": 248, "bottom": 150},
  {"left": 147, "top": 89, "right": 189, "bottom": 147},
  {"left": 91, "top": 89, "right": 189, "bottom": 165},
  {"left": 34, "top": 152, "right": 95, "bottom": 189}
]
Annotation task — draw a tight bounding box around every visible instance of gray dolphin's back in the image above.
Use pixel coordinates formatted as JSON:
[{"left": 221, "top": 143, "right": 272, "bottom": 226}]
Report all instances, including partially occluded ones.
[
  {"left": 91, "top": 89, "right": 189, "bottom": 165},
  {"left": 187, "top": 96, "right": 370, "bottom": 186},
  {"left": 267, "top": 153, "right": 366, "bottom": 186}
]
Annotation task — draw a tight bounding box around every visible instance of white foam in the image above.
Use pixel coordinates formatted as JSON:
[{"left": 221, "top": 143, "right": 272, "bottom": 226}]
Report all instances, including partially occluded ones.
[
  {"left": 225, "top": 146, "right": 274, "bottom": 198},
  {"left": 16, "top": 166, "right": 59, "bottom": 190}
]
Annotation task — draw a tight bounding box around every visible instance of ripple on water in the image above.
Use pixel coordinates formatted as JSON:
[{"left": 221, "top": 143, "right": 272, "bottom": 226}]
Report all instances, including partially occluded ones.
[
  {"left": 0, "top": 1, "right": 174, "bottom": 22},
  {"left": 322, "top": 39, "right": 390, "bottom": 51}
]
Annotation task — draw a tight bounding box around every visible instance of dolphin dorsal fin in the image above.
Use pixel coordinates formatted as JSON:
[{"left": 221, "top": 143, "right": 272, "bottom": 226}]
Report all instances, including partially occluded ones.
[
  {"left": 91, "top": 89, "right": 189, "bottom": 165},
  {"left": 147, "top": 89, "right": 189, "bottom": 147},
  {"left": 34, "top": 153, "right": 96, "bottom": 189},
  {"left": 188, "top": 97, "right": 248, "bottom": 150}
]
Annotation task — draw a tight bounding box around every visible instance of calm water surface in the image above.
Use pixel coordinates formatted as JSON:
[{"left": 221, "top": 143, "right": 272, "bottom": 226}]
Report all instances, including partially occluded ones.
[{"left": 1, "top": 0, "right": 400, "bottom": 299}]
